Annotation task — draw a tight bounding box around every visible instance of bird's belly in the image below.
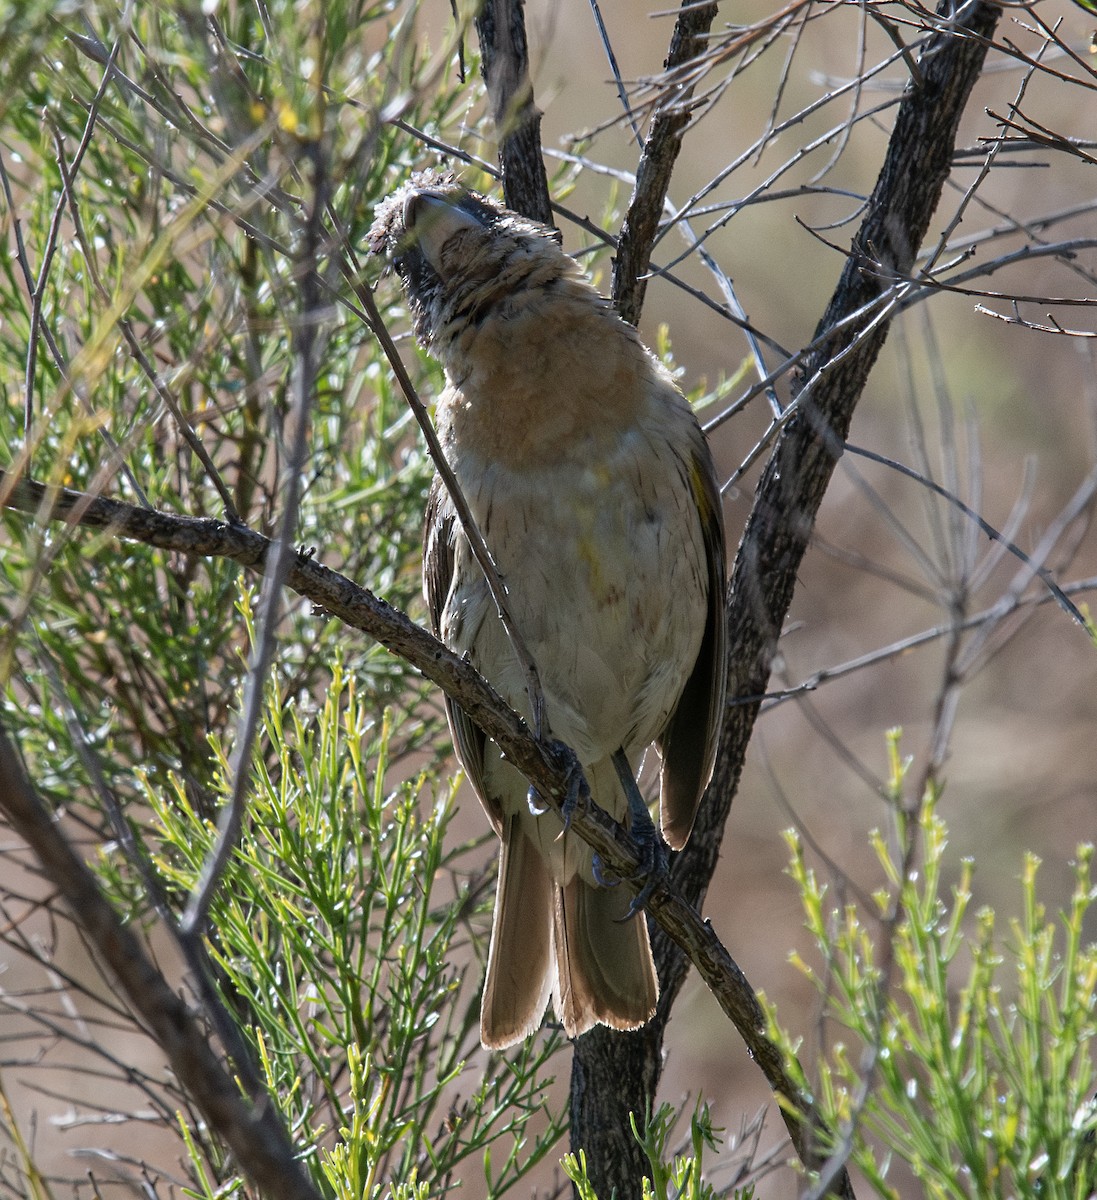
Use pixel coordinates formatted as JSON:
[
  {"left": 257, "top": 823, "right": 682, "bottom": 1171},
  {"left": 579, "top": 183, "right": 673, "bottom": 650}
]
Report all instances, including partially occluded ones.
[{"left": 446, "top": 454, "right": 707, "bottom": 765}]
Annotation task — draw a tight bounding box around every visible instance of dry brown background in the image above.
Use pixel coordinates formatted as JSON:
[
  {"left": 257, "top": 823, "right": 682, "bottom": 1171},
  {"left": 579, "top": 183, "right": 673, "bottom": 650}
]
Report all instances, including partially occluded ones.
[
  {"left": 518, "top": 0, "right": 1097, "bottom": 1192},
  {"left": 3, "top": 0, "right": 1096, "bottom": 1196}
]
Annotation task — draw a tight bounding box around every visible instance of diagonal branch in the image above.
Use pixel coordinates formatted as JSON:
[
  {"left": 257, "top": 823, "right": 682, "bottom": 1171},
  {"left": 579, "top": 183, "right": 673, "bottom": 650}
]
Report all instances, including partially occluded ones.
[
  {"left": 695, "top": 0, "right": 1005, "bottom": 917},
  {"left": 0, "top": 467, "right": 843, "bottom": 1185},
  {"left": 611, "top": 0, "right": 719, "bottom": 326},
  {"left": 0, "top": 722, "right": 325, "bottom": 1200},
  {"left": 181, "top": 139, "right": 328, "bottom": 940}
]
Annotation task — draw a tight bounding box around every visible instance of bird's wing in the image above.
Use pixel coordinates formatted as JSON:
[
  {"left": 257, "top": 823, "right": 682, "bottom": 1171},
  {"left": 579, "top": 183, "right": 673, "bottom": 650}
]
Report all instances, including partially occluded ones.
[
  {"left": 423, "top": 475, "right": 500, "bottom": 833},
  {"left": 657, "top": 447, "right": 728, "bottom": 851}
]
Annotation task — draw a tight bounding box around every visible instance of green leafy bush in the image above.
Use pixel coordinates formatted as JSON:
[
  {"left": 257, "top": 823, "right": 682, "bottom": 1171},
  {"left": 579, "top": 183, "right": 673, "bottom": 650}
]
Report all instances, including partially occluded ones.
[{"left": 776, "top": 767, "right": 1096, "bottom": 1199}]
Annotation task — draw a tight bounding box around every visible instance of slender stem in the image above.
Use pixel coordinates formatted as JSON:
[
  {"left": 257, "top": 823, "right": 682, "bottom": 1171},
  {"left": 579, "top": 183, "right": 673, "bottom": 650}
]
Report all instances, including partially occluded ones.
[{"left": 182, "top": 140, "right": 327, "bottom": 937}]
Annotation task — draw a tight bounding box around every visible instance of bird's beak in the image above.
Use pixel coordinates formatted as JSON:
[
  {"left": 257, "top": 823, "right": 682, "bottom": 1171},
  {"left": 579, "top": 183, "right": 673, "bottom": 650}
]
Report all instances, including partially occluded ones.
[{"left": 402, "top": 189, "right": 484, "bottom": 273}]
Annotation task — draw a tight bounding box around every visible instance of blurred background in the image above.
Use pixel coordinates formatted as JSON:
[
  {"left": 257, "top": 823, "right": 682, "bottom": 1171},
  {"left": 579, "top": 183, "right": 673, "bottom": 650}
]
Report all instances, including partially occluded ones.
[
  {"left": 464, "top": 0, "right": 1097, "bottom": 1188},
  {"left": 1, "top": 0, "right": 1095, "bottom": 1195}
]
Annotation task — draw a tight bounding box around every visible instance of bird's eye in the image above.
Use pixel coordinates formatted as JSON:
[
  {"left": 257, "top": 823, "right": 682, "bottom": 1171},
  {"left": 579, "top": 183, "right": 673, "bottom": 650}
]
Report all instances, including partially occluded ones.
[{"left": 392, "top": 253, "right": 408, "bottom": 277}]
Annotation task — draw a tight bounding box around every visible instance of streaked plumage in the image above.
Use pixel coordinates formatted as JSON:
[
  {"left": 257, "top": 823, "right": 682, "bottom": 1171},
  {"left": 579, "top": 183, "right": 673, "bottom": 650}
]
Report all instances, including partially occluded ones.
[{"left": 369, "top": 176, "right": 727, "bottom": 1048}]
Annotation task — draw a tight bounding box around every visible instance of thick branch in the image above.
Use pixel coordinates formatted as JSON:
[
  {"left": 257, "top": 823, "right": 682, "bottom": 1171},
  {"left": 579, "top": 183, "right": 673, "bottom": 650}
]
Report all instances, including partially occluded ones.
[
  {"left": 0, "top": 471, "right": 522, "bottom": 762},
  {"left": 474, "top": 0, "right": 553, "bottom": 226},
  {"left": 574, "top": 1, "right": 1002, "bottom": 1195},
  {"left": 694, "top": 0, "right": 1003, "bottom": 916},
  {"left": 1, "top": 468, "right": 837, "bottom": 1181},
  {"left": 612, "top": 0, "right": 718, "bottom": 326}
]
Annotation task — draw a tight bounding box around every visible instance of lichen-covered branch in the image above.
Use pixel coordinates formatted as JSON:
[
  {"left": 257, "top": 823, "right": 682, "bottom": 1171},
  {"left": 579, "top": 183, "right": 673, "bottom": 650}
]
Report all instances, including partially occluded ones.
[
  {"left": 611, "top": 0, "right": 719, "bottom": 326},
  {"left": 474, "top": 0, "right": 553, "bottom": 226}
]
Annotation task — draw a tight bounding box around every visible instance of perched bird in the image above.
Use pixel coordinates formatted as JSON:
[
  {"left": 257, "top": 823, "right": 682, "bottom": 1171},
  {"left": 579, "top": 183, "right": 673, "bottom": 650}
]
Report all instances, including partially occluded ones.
[{"left": 369, "top": 176, "right": 726, "bottom": 1048}]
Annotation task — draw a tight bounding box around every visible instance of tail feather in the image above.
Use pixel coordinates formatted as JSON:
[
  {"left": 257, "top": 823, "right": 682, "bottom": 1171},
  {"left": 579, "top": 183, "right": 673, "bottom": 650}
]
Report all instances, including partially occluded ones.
[
  {"left": 481, "top": 756, "right": 660, "bottom": 1047},
  {"left": 555, "top": 877, "right": 658, "bottom": 1037},
  {"left": 550, "top": 753, "right": 658, "bottom": 1038},
  {"left": 481, "top": 817, "right": 555, "bottom": 1049}
]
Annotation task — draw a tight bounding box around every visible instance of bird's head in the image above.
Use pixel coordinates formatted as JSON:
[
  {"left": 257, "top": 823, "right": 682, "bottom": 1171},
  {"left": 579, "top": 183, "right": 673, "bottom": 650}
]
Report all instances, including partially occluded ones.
[{"left": 368, "top": 174, "right": 575, "bottom": 356}]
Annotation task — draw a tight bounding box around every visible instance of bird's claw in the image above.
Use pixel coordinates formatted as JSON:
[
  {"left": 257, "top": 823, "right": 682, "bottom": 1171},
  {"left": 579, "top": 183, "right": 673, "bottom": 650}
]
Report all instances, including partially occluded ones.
[
  {"left": 529, "top": 742, "right": 589, "bottom": 827},
  {"left": 609, "top": 746, "right": 669, "bottom": 920},
  {"left": 590, "top": 821, "right": 667, "bottom": 905},
  {"left": 618, "top": 823, "right": 668, "bottom": 921},
  {"left": 555, "top": 742, "right": 588, "bottom": 833},
  {"left": 591, "top": 852, "right": 621, "bottom": 888}
]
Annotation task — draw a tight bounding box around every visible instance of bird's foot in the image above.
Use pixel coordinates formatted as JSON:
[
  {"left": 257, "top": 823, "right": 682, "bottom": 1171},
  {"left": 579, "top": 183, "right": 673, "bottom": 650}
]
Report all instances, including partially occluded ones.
[
  {"left": 529, "top": 741, "right": 589, "bottom": 827},
  {"left": 557, "top": 744, "right": 589, "bottom": 830},
  {"left": 608, "top": 748, "right": 669, "bottom": 919},
  {"left": 591, "top": 853, "right": 621, "bottom": 889}
]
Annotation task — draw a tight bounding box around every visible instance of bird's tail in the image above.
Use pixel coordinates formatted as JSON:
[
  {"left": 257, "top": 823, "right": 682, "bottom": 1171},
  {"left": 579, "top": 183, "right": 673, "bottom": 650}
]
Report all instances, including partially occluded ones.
[
  {"left": 552, "top": 752, "right": 658, "bottom": 1037},
  {"left": 480, "top": 769, "right": 659, "bottom": 1048},
  {"left": 481, "top": 819, "right": 555, "bottom": 1049},
  {"left": 555, "top": 871, "right": 658, "bottom": 1037}
]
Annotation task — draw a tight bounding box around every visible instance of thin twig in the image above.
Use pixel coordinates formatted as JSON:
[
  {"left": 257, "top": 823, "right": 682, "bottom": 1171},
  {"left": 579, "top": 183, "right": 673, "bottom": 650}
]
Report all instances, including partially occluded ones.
[
  {"left": 765, "top": 574, "right": 1097, "bottom": 707},
  {"left": 29, "top": 638, "right": 271, "bottom": 1105},
  {"left": 345, "top": 256, "right": 549, "bottom": 740},
  {"left": 650, "top": 40, "right": 910, "bottom": 253},
  {"left": 586, "top": 0, "right": 644, "bottom": 144},
  {"left": 844, "top": 442, "right": 1088, "bottom": 625},
  {"left": 181, "top": 141, "right": 329, "bottom": 938},
  {"left": 975, "top": 307, "right": 1097, "bottom": 337}
]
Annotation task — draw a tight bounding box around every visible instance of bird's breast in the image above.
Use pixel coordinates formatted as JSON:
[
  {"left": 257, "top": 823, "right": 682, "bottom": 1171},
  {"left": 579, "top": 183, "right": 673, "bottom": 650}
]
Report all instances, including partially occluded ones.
[
  {"left": 439, "top": 296, "right": 650, "bottom": 472},
  {"left": 442, "top": 421, "right": 708, "bottom": 761},
  {"left": 434, "top": 290, "right": 709, "bottom": 758}
]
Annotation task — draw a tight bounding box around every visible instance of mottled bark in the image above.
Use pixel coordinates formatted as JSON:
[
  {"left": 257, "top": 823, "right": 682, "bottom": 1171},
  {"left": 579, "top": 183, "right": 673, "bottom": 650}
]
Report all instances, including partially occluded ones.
[
  {"left": 474, "top": 0, "right": 553, "bottom": 227},
  {"left": 571, "top": 2, "right": 1002, "bottom": 1196}
]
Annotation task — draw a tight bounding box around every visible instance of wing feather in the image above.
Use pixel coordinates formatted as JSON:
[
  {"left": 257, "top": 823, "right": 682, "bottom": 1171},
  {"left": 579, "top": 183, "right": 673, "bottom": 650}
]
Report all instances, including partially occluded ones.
[
  {"left": 423, "top": 476, "right": 500, "bottom": 831},
  {"left": 657, "top": 447, "right": 728, "bottom": 850}
]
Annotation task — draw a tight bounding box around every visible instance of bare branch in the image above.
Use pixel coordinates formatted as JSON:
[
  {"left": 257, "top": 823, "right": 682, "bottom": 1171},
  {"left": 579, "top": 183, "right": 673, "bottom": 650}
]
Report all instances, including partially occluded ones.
[
  {"left": 475, "top": 0, "right": 553, "bottom": 225},
  {"left": 0, "top": 724, "right": 325, "bottom": 1200},
  {"left": 975, "top": 305, "right": 1097, "bottom": 336},
  {"left": 612, "top": 0, "right": 718, "bottom": 325},
  {"left": 843, "top": 441, "right": 1087, "bottom": 624}
]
